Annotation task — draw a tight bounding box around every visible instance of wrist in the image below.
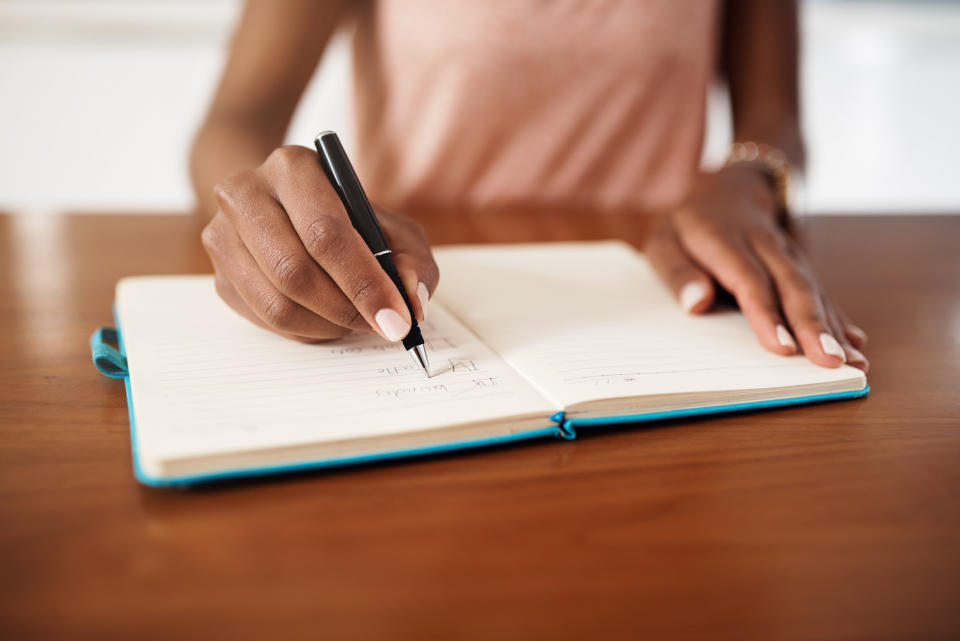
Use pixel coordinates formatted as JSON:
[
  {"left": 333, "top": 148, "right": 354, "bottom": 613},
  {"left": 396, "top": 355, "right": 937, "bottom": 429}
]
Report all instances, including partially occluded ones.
[{"left": 725, "top": 141, "right": 797, "bottom": 227}]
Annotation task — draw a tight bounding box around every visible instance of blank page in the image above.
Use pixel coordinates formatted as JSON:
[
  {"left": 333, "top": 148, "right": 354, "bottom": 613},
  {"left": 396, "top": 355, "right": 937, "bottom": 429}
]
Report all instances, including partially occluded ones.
[
  {"left": 116, "top": 277, "right": 557, "bottom": 470},
  {"left": 434, "top": 242, "right": 866, "bottom": 413}
]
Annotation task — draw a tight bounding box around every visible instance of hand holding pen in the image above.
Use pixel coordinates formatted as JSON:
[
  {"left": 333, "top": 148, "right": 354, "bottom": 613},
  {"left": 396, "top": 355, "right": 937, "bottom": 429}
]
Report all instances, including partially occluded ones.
[{"left": 200, "top": 139, "right": 438, "bottom": 368}]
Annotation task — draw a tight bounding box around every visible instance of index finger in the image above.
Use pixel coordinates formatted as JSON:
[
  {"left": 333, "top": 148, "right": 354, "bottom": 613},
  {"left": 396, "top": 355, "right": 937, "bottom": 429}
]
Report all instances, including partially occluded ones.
[{"left": 266, "top": 146, "right": 414, "bottom": 343}]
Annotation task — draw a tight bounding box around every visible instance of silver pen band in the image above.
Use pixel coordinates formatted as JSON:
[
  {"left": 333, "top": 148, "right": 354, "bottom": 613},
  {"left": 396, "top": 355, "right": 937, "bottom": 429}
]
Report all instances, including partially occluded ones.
[{"left": 373, "top": 249, "right": 392, "bottom": 257}]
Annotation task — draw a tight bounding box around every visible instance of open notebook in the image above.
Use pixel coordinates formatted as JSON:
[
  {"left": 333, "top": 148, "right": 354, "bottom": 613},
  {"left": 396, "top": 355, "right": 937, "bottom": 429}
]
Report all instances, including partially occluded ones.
[{"left": 93, "top": 241, "right": 867, "bottom": 486}]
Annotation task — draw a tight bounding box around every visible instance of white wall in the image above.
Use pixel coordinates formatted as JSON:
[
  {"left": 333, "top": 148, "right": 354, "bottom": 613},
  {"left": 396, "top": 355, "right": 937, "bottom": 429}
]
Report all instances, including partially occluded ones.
[
  {"left": 1, "top": 0, "right": 958, "bottom": 214},
  {"left": 801, "top": 1, "right": 960, "bottom": 213},
  {"left": 0, "top": 0, "right": 353, "bottom": 214}
]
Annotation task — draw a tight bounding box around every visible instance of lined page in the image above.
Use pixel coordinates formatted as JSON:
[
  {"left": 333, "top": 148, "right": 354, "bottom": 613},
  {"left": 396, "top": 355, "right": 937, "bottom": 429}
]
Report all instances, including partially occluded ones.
[
  {"left": 434, "top": 242, "right": 865, "bottom": 411},
  {"left": 117, "top": 277, "right": 556, "bottom": 462}
]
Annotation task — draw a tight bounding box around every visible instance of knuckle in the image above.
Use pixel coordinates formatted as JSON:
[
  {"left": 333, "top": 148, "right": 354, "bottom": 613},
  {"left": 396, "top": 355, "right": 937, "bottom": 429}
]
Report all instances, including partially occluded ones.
[
  {"left": 737, "top": 277, "right": 775, "bottom": 308},
  {"left": 211, "top": 178, "right": 234, "bottom": 206},
  {"left": 270, "top": 251, "right": 311, "bottom": 294},
  {"left": 349, "top": 276, "right": 380, "bottom": 306},
  {"left": 200, "top": 222, "right": 219, "bottom": 254},
  {"left": 776, "top": 263, "right": 816, "bottom": 302},
  {"left": 267, "top": 145, "right": 311, "bottom": 175},
  {"left": 728, "top": 262, "right": 763, "bottom": 290},
  {"left": 797, "top": 310, "right": 826, "bottom": 330},
  {"left": 303, "top": 215, "right": 347, "bottom": 257},
  {"left": 212, "top": 171, "right": 257, "bottom": 211},
  {"left": 784, "top": 268, "right": 814, "bottom": 295},
  {"left": 259, "top": 294, "right": 297, "bottom": 329}
]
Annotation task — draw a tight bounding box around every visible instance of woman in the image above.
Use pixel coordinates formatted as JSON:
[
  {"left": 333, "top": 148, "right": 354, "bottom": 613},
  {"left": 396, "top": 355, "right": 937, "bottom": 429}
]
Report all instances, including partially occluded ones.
[{"left": 190, "top": 0, "right": 868, "bottom": 372}]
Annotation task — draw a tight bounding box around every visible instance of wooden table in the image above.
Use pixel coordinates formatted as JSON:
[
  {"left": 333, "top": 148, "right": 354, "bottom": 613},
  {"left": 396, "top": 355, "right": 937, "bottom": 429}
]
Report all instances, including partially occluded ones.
[{"left": 1, "top": 212, "right": 958, "bottom": 640}]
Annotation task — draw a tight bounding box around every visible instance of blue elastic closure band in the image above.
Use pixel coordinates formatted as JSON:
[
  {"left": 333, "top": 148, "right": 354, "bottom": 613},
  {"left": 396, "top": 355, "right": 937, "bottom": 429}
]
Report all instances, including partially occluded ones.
[
  {"left": 90, "top": 326, "right": 128, "bottom": 379},
  {"left": 550, "top": 410, "right": 576, "bottom": 439}
]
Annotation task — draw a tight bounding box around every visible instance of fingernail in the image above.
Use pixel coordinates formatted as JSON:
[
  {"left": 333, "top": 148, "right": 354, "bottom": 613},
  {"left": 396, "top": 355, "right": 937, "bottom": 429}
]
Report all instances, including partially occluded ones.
[
  {"left": 819, "top": 332, "right": 846, "bottom": 362},
  {"left": 844, "top": 345, "right": 868, "bottom": 366},
  {"left": 374, "top": 308, "right": 410, "bottom": 342},
  {"left": 416, "top": 281, "right": 429, "bottom": 321},
  {"left": 679, "top": 282, "right": 708, "bottom": 313},
  {"left": 776, "top": 324, "right": 797, "bottom": 351},
  {"left": 847, "top": 325, "right": 868, "bottom": 344}
]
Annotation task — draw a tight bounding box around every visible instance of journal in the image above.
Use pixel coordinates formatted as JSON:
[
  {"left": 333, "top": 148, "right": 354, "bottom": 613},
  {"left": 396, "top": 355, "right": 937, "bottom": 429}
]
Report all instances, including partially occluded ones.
[{"left": 93, "top": 241, "right": 868, "bottom": 486}]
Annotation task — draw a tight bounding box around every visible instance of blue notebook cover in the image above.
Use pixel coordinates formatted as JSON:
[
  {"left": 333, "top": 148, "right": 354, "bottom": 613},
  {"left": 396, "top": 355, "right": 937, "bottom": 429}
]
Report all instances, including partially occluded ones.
[{"left": 91, "top": 319, "right": 868, "bottom": 488}]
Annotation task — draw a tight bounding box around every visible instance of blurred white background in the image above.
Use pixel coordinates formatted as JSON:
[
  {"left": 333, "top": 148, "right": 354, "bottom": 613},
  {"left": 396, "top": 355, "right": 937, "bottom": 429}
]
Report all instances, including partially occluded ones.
[{"left": 1, "top": 0, "right": 958, "bottom": 215}]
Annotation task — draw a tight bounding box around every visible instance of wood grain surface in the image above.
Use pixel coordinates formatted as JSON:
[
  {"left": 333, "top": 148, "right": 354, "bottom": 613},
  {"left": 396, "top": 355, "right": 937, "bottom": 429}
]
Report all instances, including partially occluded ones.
[{"left": 0, "top": 212, "right": 958, "bottom": 641}]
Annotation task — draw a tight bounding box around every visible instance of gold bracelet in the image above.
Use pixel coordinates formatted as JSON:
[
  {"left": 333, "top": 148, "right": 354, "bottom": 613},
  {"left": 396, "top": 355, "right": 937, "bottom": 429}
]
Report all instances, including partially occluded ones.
[{"left": 725, "top": 141, "right": 792, "bottom": 215}]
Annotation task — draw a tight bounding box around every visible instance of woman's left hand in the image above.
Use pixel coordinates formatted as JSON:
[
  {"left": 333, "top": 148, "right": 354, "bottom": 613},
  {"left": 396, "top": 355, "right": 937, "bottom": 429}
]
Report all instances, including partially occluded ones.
[{"left": 644, "top": 166, "right": 868, "bottom": 372}]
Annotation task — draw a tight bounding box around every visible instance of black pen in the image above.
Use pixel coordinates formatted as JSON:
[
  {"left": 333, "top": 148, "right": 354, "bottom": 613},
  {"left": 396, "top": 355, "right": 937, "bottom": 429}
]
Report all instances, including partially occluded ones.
[{"left": 314, "top": 131, "right": 429, "bottom": 376}]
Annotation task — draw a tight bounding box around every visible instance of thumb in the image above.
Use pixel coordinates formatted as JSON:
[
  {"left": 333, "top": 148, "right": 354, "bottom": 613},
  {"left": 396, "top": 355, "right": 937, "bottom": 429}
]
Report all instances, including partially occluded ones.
[{"left": 645, "top": 224, "right": 715, "bottom": 314}]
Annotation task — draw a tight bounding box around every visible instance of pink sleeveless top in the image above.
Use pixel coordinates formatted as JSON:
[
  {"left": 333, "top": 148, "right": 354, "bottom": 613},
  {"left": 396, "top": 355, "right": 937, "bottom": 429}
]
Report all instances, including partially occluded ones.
[{"left": 350, "top": 1, "right": 720, "bottom": 214}]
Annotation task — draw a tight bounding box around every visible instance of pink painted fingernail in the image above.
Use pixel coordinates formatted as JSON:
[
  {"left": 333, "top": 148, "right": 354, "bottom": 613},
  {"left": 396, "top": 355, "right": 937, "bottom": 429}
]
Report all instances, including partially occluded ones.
[
  {"left": 847, "top": 325, "right": 868, "bottom": 344},
  {"left": 844, "top": 345, "right": 867, "bottom": 365},
  {"left": 375, "top": 308, "right": 410, "bottom": 342},
  {"left": 819, "top": 333, "right": 846, "bottom": 362},
  {"left": 776, "top": 324, "right": 797, "bottom": 351},
  {"left": 680, "top": 282, "right": 708, "bottom": 313}
]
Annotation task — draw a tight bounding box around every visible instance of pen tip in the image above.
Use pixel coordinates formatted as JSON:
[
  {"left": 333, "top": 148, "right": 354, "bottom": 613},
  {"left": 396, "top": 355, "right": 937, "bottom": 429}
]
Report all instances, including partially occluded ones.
[{"left": 409, "top": 344, "right": 430, "bottom": 377}]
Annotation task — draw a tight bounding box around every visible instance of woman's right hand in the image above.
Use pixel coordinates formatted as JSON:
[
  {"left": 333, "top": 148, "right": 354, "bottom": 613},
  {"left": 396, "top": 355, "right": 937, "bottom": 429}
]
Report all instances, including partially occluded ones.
[{"left": 201, "top": 145, "right": 439, "bottom": 343}]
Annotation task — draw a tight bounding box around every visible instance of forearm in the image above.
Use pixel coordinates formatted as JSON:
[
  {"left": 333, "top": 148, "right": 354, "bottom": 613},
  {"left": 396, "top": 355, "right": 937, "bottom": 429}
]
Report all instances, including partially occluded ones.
[
  {"left": 721, "top": 0, "right": 805, "bottom": 169},
  {"left": 188, "top": 0, "right": 349, "bottom": 219}
]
